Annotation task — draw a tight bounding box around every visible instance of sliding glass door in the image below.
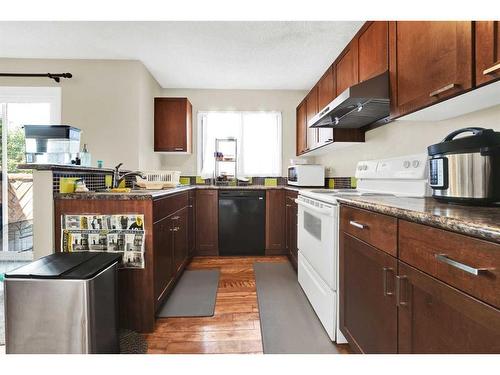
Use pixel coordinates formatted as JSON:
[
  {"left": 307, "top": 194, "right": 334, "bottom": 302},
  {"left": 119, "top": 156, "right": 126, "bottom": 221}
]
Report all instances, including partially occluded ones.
[{"left": 0, "top": 87, "right": 61, "bottom": 346}]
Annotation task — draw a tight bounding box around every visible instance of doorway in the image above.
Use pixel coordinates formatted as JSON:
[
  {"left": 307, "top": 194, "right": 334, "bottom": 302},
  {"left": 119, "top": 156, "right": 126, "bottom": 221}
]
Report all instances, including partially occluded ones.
[{"left": 0, "top": 86, "right": 61, "bottom": 345}]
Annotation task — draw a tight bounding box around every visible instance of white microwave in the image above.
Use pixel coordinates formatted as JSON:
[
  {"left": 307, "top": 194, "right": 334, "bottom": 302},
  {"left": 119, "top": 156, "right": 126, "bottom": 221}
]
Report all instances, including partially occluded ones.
[{"left": 287, "top": 165, "right": 325, "bottom": 187}]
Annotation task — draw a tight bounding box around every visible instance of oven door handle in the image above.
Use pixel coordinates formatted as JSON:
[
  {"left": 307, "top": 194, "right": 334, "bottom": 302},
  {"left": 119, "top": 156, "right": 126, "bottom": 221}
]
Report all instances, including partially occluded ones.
[{"left": 295, "top": 199, "right": 334, "bottom": 217}]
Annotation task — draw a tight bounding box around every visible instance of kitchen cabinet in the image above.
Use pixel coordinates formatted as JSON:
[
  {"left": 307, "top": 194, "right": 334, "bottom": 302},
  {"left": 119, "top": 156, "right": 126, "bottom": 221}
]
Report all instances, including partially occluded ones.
[
  {"left": 389, "top": 21, "right": 473, "bottom": 118},
  {"left": 154, "top": 97, "right": 192, "bottom": 152},
  {"left": 399, "top": 220, "right": 500, "bottom": 309},
  {"left": 285, "top": 190, "right": 298, "bottom": 270},
  {"left": 172, "top": 206, "right": 189, "bottom": 274},
  {"left": 195, "top": 189, "right": 218, "bottom": 255},
  {"left": 305, "top": 86, "right": 319, "bottom": 151},
  {"left": 296, "top": 100, "right": 308, "bottom": 155},
  {"left": 54, "top": 191, "right": 192, "bottom": 333},
  {"left": 397, "top": 261, "right": 500, "bottom": 354},
  {"left": 475, "top": 21, "right": 500, "bottom": 87},
  {"left": 339, "top": 232, "right": 398, "bottom": 354},
  {"left": 318, "top": 66, "right": 335, "bottom": 109},
  {"left": 340, "top": 205, "right": 397, "bottom": 257},
  {"left": 153, "top": 192, "right": 191, "bottom": 309},
  {"left": 339, "top": 203, "right": 500, "bottom": 354},
  {"left": 357, "top": 21, "right": 388, "bottom": 83},
  {"left": 188, "top": 190, "right": 196, "bottom": 256},
  {"left": 265, "top": 189, "right": 286, "bottom": 254},
  {"left": 153, "top": 219, "right": 174, "bottom": 307},
  {"left": 335, "top": 39, "right": 359, "bottom": 97},
  {"left": 317, "top": 67, "right": 335, "bottom": 147}
]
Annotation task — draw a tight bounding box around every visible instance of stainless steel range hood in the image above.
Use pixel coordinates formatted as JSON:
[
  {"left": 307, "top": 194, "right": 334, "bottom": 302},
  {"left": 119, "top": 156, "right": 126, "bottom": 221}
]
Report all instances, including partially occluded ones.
[{"left": 308, "top": 71, "right": 390, "bottom": 129}]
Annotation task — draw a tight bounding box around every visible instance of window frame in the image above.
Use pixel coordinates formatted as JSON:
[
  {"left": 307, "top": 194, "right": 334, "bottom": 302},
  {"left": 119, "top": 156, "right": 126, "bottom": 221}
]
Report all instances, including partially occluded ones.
[{"left": 197, "top": 110, "right": 283, "bottom": 177}]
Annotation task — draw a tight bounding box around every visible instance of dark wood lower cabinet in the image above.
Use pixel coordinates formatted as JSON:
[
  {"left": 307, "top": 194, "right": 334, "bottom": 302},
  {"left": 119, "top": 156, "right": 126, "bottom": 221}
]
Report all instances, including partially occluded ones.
[
  {"left": 195, "top": 189, "right": 218, "bottom": 255},
  {"left": 153, "top": 219, "right": 174, "bottom": 309},
  {"left": 340, "top": 233, "right": 398, "bottom": 353},
  {"left": 265, "top": 189, "right": 286, "bottom": 254},
  {"left": 188, "top": 190, "right": 196, "bottom": 256},
  {"left": 397, "top": 261, "right": 500, "bottom": 354},
  {"left": 172, "top": 206, "right": 189, "bottom": 274},
  {"left": 285, "top": 191, "right": 298, "bottom": 269},
  {"left": 339, "top": 203, "right": 500, "bottom": 354}
]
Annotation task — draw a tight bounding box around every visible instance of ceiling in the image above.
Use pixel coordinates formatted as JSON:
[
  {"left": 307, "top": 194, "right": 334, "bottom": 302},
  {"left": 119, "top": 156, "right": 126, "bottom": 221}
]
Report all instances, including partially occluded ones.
[{"left": 0, "top": 21, "right": 363, "bottom": 90}]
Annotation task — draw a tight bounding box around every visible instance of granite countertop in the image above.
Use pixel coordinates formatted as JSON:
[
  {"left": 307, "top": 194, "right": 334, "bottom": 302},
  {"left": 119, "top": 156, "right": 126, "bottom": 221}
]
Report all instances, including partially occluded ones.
[
  {"left": 336, "top": 195, "right": 500, "bottom": 243},
  {"left": 55, "top": 184, "right": 300, "bottom": 200}
]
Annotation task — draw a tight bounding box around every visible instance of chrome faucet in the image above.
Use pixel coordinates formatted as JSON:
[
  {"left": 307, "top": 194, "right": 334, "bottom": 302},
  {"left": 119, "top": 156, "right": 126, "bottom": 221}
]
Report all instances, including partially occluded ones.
[{"left": 113, "top": 163, "right": 146, "bottom": 188}]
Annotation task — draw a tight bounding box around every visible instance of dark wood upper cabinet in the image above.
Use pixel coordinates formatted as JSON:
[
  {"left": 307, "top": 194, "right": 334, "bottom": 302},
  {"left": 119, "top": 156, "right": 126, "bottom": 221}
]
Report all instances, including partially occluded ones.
[
  {"left": 357, "top": 21, "right": 389, "bottom": 82},
  {"left": 475, "top": 21, "right": 500, "bottom": 87},
  {"left": 389, "top": 21, "right": 473, "bottom": 118},
  {"left": 296, "top": 100, "right": 308, "bottom": 156},
  {"left": 265, "top": 189, "right": 286, "bottom": 254},
  {"left": 154, "top": 97, "right": 192, "bottom": 152},
  {"left": 318, "top": 66, "right": 335, "bottom": 110},
  {"left": 398, "top": 261, "right": 500, "bottom": 354},
  {"left": 305, "top": 86, "right": 319, "bottom": 151},
  {"left": 339, "top": 232, "right": 398, "bottom": 353},
  {"left": 335, "top": 39, "right": 359, "bottom": 97},
  {"left": 195, "top": 189, "right": 218, "bottom": 256}
]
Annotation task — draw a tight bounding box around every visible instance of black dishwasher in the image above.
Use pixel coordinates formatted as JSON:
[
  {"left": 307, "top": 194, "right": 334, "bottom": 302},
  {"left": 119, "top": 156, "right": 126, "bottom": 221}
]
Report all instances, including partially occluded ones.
[{"left": 218, "top": 190, "right": 265, "bottom": 256}]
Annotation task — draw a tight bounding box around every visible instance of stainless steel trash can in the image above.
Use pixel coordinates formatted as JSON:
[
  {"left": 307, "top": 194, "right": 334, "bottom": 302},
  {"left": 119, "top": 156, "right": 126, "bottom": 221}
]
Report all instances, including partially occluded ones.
[{"left": 4, "top": 252, "right": 121, "bottom": 354}]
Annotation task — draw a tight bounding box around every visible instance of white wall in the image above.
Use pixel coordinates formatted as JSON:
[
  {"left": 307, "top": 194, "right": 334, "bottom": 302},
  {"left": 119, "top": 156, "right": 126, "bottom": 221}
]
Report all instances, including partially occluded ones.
[
  {"left": 158, "top": 88, "right": 307, "bottom": 176},
  {"left": 0, "top": 58, "right": 163, "bottom": 170},
  {"left": 314, "top": 104, "right": 500, "bottom": 176}
]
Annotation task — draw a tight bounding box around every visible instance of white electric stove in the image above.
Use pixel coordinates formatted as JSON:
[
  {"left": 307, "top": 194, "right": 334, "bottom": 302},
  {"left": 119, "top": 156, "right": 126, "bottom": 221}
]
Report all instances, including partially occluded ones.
[{"left": 296, "top": 154, "right": 430, "bottom": 343}]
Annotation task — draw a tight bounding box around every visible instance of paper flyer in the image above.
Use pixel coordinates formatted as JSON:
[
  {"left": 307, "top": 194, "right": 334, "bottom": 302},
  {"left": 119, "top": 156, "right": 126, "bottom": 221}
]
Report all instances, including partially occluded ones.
[{"left": 61, "top": 214, "right": 146, "bottom": 269}]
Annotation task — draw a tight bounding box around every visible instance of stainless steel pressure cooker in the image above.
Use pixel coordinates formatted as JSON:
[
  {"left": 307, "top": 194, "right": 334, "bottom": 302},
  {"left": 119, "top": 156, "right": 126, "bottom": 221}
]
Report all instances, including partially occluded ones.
[{"left": 427, "top": 127, "right": 500, "bottom": 205}]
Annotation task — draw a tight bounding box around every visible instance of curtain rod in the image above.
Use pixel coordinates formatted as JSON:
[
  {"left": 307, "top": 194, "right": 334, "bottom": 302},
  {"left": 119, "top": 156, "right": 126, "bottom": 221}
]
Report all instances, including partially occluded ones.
[{"left": 0, "top": 72, "right": 72, "bottom": 83}]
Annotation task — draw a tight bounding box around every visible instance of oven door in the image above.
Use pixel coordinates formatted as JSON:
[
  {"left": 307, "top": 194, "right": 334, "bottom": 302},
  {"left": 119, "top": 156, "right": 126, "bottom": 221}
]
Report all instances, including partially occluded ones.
[{"left": 296, "top": 197, "right": 338, "bottom": 289}]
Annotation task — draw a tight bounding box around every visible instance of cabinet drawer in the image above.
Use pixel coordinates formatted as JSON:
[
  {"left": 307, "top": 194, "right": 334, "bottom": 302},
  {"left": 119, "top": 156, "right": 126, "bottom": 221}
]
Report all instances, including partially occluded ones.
[
  {"left": 153, "top": 191, "right": 189, "bottom": 222},
  {"left": 399, "top": 220, "right": 500, "bottom": 308},
  {"left": 340, "top": 205, "right": 397, "bottom": 256}
]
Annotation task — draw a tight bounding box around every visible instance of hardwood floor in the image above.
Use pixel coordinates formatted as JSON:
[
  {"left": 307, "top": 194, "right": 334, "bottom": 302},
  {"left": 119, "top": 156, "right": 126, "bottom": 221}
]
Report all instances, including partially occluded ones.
[{"left": 145, "top": 256, "right": 352, "bottom": 354}]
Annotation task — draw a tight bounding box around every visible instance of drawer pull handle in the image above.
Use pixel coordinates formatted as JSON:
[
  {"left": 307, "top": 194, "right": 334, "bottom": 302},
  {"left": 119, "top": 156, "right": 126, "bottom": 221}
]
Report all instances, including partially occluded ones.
[
  {"left": 383, "top": 267, "right": 395, "bottom": 297},
  {"left": 396, "top": 275, "right": 409, "bottom": 307},
  {"left": 349, "top": 220, "right": 367, "bottom": 230},
  {"left": 435, "top": 254, "right": 490, "bottom": 276},
  {"left": 174, "top": 147, "right": 184, "bottom": 151},
  {"left": 171, "top": 216, "right": 180, "bottom": 220},
  {"left": 429, "top": 83, "right": 458, "bottom": 97},
  {"left": 483, "top": 62, "right": 500, "bottom": 75}
]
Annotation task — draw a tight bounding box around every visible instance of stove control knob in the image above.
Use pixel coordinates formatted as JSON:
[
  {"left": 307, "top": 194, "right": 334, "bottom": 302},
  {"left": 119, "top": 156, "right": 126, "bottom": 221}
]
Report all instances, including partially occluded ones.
[
  {"left": 363, "top": 165, "right": 368, "bottom": 170},
  {"left": 412, "top": 160, "right": 420, "bottom": 168},
  {"left": 403, "top": 160, "right": 411, "bottom": 168}
]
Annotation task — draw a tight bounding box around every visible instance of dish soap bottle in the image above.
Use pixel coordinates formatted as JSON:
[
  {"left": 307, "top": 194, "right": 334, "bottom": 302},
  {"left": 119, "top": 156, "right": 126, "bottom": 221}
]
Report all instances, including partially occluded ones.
[{"left": 80, "top": 144, "right": 92, "bottom": 167}]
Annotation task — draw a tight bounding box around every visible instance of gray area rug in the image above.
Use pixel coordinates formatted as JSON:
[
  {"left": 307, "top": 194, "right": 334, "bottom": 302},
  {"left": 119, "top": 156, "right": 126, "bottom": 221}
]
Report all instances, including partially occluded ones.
[
  {"left": 254, "top": 262, "right": 341, "bottom": 354},
  {"left": 157, "top": 269, "right": 220, "bottom": 318}
]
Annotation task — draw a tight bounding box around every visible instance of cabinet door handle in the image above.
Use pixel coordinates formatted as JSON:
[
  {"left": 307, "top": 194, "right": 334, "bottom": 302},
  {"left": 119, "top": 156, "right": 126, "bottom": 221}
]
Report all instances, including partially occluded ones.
[
  {"left": 172, "top": 227, "right": 180, "bottom": 232},
  {"left": 174, "top": 147, "right": 184, "bottom": 151},
  {"left": 429, "top": 83, "right": 458, "bottom": 97},
  {"left": 483, "top": 62, "right": 500, "bottom": 75},
  {"left": 382, "top": 267, "right": 395, "bottom": 296},
  {"left": 171, "top": 216, "right": 180, "bottom": 220},
  {"left": 435, "top": 254, "right": 491, "bottom": 276},
  {"left": 349, "top": 220, "right": 367, "bottom": 230},
  {"left": 396, "top": 275, "right": 408, "bottom": 307}
]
